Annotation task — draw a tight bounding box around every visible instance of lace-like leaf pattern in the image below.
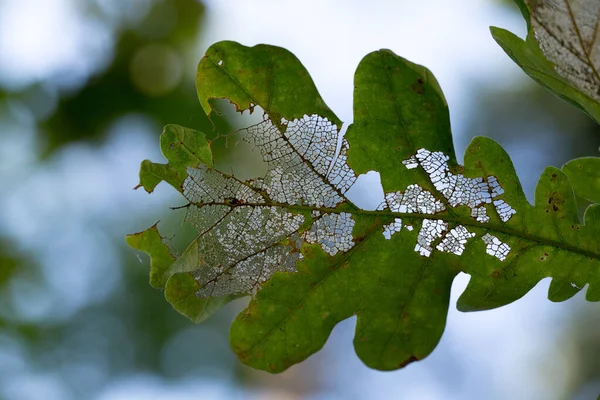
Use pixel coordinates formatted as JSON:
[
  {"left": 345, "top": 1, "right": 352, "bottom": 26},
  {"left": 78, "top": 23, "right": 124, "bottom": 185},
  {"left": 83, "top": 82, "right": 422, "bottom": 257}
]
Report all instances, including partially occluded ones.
[
  {"left": 128, "top": 41, "right": 600, "bottom": 373},
  {"left": 174, "top": 114, "right": 358, "bottom": 299},
  {"left": 490, "top": 0, "right": 600, "bottom": 123},
  {"left": 527, "top": 0, "right": 600, "bottom": 101}
]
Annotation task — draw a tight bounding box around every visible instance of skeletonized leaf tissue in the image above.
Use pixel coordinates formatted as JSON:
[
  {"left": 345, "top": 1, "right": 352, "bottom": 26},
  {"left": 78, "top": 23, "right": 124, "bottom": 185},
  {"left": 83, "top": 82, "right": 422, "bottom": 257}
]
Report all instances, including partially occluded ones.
[
  {"left": 127, "top": 41, "right": 600, "bottom": 373},
  {"left": 491, "top": 0, "right": 600, "bottom": 123}
]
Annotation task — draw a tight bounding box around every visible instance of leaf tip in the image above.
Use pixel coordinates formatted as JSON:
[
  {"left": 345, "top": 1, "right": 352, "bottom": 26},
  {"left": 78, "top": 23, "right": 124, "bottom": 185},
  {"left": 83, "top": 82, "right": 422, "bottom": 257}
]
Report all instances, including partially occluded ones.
[{"left": 489, "top": 25, "right": 502, "bottom": 37}]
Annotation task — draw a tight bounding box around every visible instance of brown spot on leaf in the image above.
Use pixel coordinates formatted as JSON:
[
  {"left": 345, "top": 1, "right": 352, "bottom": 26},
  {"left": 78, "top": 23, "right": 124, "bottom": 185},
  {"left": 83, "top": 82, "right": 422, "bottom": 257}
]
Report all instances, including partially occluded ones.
[
  {"left": 492, "top": 270, "right": 501, "bottom": 279},
  {"left": 399, "top": 356, "right": 419, "bottom": 368},
  {"left": 410, "top": 78, "right": 425, "bottom": 95},
  {"left": 546, "top": 193, "right": 564, "bottom": 213},
  {"left": 242, "top": 303, "right": 258, "bottom": 318},
  {"left": 302, "top": 246, "right": 314, "bottom": 257}
]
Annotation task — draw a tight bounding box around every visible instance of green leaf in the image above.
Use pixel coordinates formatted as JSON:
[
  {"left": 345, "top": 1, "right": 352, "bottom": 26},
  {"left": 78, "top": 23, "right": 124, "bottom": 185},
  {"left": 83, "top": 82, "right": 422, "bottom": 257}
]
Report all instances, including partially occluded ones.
[
  {"left": 126, "top": 224, "right": 240, "bottom": 323},
  {"left": 126, "top": 223, "right": 175, "bottom": 288},
  {"left": 165, "top": 271, "right": 243, "bottom": 324},
  {"left": 128, "top": 126, "right": 232, "bottom": 323},
  {"left": 128, "top": 41, "right": 600, "bottom": 373},
  {"left": 563, "top": 157, "right": 600, "bottom": 203},
  {"left": 196, "top": 40, "right": 341, "bottom": 128},
  {"left": 491, "top": 0, "right": 600, "bottom": 124},
  {"left": 136, "top": 124, "right": 213, "bottom": 193},
  {"left": 347, "top": 49, "right": 455, "bottom": 192}
]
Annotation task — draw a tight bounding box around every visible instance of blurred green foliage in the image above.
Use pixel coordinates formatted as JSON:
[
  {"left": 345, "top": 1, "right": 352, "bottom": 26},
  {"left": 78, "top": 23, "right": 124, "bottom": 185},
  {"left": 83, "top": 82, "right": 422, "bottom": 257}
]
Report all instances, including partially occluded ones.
[
  {"left": 0, "top": 0, "right": 246, "bottom": 397},
  {"left": 35, "top": 0, "right": 228, "bottom": 155},
  {"left": 0, "top": 240, "right": 19, "bottom": 288}
]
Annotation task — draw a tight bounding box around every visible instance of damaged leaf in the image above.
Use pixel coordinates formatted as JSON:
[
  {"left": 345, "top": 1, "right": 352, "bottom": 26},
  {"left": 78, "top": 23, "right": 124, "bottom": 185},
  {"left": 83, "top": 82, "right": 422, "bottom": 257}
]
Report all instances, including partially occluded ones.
[
  {"left": 127, "top": 41, "right": 600, "bottom": 373},
  {"left": 491, "top": 0, "right": 600, "bottom": 124},
  {"left": 136, "top": 124, "right": 213, "bottom": 193}
]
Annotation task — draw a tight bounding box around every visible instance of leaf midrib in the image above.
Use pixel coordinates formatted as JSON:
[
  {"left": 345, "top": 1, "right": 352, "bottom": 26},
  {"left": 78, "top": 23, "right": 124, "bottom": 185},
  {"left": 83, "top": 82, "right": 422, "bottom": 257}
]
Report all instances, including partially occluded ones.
[{"left": 194, "top": 200, "right": 600, "bottom": 261}]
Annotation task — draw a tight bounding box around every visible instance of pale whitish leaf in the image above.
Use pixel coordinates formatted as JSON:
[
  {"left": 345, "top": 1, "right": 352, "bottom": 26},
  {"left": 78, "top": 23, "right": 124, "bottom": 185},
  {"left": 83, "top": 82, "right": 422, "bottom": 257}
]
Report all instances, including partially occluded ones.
[
  {"left": 490, "top": 0, "right": 600, "bottom": 123},
  {"left": 527, "top": 0, "right": 600, "bottom": 101}
]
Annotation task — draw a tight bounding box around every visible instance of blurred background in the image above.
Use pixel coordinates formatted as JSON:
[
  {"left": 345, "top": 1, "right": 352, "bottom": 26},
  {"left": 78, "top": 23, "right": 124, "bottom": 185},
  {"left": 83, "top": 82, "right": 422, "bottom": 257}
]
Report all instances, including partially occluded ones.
[{"left": 0, "top": 0, "right": 599, "bottom": 399}]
